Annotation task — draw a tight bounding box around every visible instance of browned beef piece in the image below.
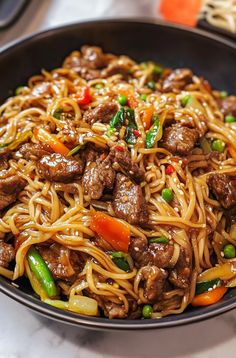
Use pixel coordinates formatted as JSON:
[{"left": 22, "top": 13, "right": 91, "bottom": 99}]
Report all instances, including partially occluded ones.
[
  {"left": 54, "top": 183, "right": 79, "bottom": 194},
  {"left": 63, "top": 46, "right": 112, "bottom": 81},
  {"left": 112, "top": 174, "right": 148, "bottom": 225},
  {"left": 129, "top": 237, "right": 174, "bottom": 268},
  {"left": 162, "top": 68, "right": 193, "bottom": 92},
  {"left": 82, "top": 148, "right": 115, "bottom": 199},
  {"left": 161, "top": 125, "right": 199, "bottom": 156},
  {"left": 19, "top": 143, "right": 53, "bottom": 160},
  {"left": 0, "top": 175, "right": 27, "bottom": 211},
  {"left": 38, "top": 243, "right": 81, "bottom": 280},
  {"left": 0, "top": 153, "right": 10, "bottom": 171},
  {"left": 83, "top": 103, "right": 118, "bottom": 125},
  {"left": 110, "top": 143, "right": 144, "bottom": 184},
  {"left": 169, "top": 248, "right": 191, "bottom": 289},
  {"left": 207, "top": 173, "right": 236, "bottom": 209},
  {"left": 103, "top": 301, "right": 127, "bottom": 319},
  {"left": 81, "top": 45, "right": 110, "bottom": 69},
  {"left": 219, "top": 96, "right": 236, "bottom": 117},
  {"left": 101, "top": 61, "right": 130, "bottom": 79},
  {"left": 0, "top": 241, "right": 15, "bottom": 268},
  {"left": 140, "top": 265, "right": 168, "bottom": 303},
  {"left": 37, "top": 153, "right": 84, "bottom": 183}
]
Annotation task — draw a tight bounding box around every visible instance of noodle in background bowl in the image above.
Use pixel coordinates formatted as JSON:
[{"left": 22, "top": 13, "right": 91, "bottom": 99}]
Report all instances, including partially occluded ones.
[{"left": 1, "top": 19, "right": 236, "bottom": 330}]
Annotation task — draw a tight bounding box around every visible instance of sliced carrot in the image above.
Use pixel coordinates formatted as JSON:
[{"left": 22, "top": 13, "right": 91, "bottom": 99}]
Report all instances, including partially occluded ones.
[
  {"left": 90, "top": 211, "right": 131, "bottom": 253},
  {"left": 228, "top": 144, "right": 236, "bottom": 161},
  {"left": 159, "top": 0, "right": 201, "bottom": 27},
  {"left": 34, "top": 128, "right": 70, "bottom": 155},
  {"left": 141, "top": 105, "right": 154, "bottom": 130},
  {"left": 191, "top": 286, "right": 228, "bottom": 307}
]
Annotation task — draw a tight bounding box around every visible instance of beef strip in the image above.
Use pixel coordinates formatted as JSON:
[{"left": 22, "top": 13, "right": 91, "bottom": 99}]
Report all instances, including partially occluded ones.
[
  {"left": 101, "top": 60, "right": 130, "bottom": 79},
  {"left": 83, "top": 103, "right": 118, "bottom": 125},
  {"left": 63, "top": 46, "right": 112, "bottom": 81},
  {"left": 161, "top": 124, "right": 199, "bottom": 156},
  {"left": 0, "top": 175, "right": 27, "bottom": 211},
  {"left": 140, "top": 265, "right": 168, "bottom": 303},
  {"left": 168, "top": 248, "right": 191, "bottom": 289},
  {"left": 103, "top": 301, "right": 127, "bottom": 319},
  {"left": 82, "top": 148, "right": 116, "bottom": 199},
  {"left": 81, "top": 45, "right": 110, "bottom": 69},
  {"left": 219, "top": 96, "right": 236, "bottom": 117},
  {"left": 109, "top": 143, "right": 145, "bottom": 184},
  {"left": 38, "top": 243, "right": 81, "bottom": 280},
  {"left": 37, "top": 153, "right": 84, "bottom": 183},
  {"left": 0, "top": 241, "right": 15, "bottom": 268},
  {"left": 18, "top": 143, "right": 53, "bottom": 160},
  {"left": 129, "top": 237, "right": 174, "bottom": 268},
  {"left": 0, "top": 153, "right": 10, "bottom": 171},
  {"left": 112, "top": 173, "right": 148, "bottom": 225},
  {"left": 207, "top": 173, "right": 236, "bottom": 209},
  {"left": 162, "top": 68, "right": 193, "bottom": 92}
]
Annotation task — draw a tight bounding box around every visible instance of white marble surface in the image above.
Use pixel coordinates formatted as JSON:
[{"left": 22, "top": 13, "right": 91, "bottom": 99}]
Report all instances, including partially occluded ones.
[{"left": 1, "top": 1, "right": 236, "bottom": 357}]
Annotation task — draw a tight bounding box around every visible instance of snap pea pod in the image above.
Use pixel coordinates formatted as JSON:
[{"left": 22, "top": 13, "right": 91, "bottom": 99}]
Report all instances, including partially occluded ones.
[
  {"left": 145, "top": 114, "right": 160, "bottom": 148},
  {"left": 27, "top": 246, "right": 57, "bottom": 298},
  {"left": 125, "top": 108, "right": 137, "bottom": 145},
  {"left": 109, "top": 108, "right": 125, "bottom": 128},
  {"left": 109, "top": 251, "right": 130, "bottom": 272}
]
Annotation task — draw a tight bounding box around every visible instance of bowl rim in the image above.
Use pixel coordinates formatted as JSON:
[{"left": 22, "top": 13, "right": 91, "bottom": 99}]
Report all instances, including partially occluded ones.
[{"left": 1, "top": 18, "right": 236, "bottom": 330}]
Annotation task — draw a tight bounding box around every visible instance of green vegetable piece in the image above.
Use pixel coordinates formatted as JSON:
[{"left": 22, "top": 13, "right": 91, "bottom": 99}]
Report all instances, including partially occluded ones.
[
  {"left": 68, "top": 144, "right": 83, "bottom": 156},
  {"left": 27, "top": 246, "right": 57, "bottom": 298},
  {"left": 147, "top": 81, "right": 156, "bottom": 90},
  {"left": 15, "top": 86, "right": 25, "bottom": 95},
  {"left": 153, "top": 64, "right": 163, "bottom": 76},
  {"left": 0, "top": 143, "right": 7, "bottom": 149},
  {"left": 225, "top": 115, "right": 236, "bottom": 123},
  {"left": 140, "top": 94, "right": 147, "bottom": 102},
  {"left": 142, "top": 304, "right": 153, "bottom": 318},
  {"left": 220, "top": 91, "right": 228, "bottom": 99},
  {"left": 223, "top": 244, "right": 236, "bottom": 259},
  {"left": 105, "top": 127, "right": 115, "bottom": 138},
  {"left": 211, "top": 139, "right": 225, "bottom": 153},
  {"left": 53, "top": 108, "right": 63, "bottom": 120},
  {"left": 196, "top": 279, "right": 221, "bottom": 295},
  {"left": 117, "top": 94, "right": 127, "bottom": 106},
  {"left": 124, "top": 108, "right": 137, "bottom": 145},
  {"left": 181, "top": 95, "right": 191, "bottom": 107},
  {"left": 145, "top": 116, "right": 159, "bottom": 148},
  {"left": 95, "top": 83, "right": 103, "bottom": 89},
  {"left": 149, "top": 236, "right": 169, "bottom": 244},
  {"left": 109, "top": 251, "right": 130, "bottom": 272},
  {"left": 110, "top": 108, "right": 125, "bottom": 128},
  {"left": 161, "top": 188, "right": 174, "bottom": 203}
]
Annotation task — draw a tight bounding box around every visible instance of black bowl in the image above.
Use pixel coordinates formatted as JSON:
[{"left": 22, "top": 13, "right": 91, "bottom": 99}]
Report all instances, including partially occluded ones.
[{"left": 1, "top": 19, "right": 236, "bottom": 330}]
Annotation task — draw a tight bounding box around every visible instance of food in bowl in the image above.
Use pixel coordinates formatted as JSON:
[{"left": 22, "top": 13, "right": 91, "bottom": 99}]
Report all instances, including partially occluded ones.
[{"left": 0, "top": 46, "right": 236, "bottom": 319}]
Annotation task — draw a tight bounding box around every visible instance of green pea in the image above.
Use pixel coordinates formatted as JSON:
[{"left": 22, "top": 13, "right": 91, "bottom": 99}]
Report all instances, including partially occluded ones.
[
  {"left": 223, "top": 244, "right": 236, "bottom": 259},
  {"left": 95, "top": 83, "right": 103, "bottom": 89},
  {"left": 140, "top": 94, "right": 147, "bottom": 102},
  {"left": 153, "top": 65, "right": 163, "bottom": 76},
  {"left": 225, "top": 115, "right": 236, "bottom": 123},
  {"left": 147, "top": 81, "right": 156, "bottom": 90},
  {"left": 181, "top": 95, "right": 191, "bottom": 107},
  {"left": 220, "top": 91, "right": 228, "bottom": 99},
  {"left": 211, "top": 139, "right": 225, "bottom": 153},
  {"left": 161, "top": 188, "right": 174, "bottom": 203},
  {"left": 149, "top": 236, "right": 169, "bottom": 244},
  {"left": 117, "top": 94, "right": 127, "bottom": 106},
  {"left": 53, "top": 108, "right": 62, "bottom": 120},
  {"left": 142, "top": 305, "right": 153, "bottom": 318}
]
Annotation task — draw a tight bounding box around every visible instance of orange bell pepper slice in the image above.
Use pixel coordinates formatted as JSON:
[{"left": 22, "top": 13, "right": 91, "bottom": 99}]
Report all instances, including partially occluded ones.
[
  {"left": 141, "top": 105, "right": 154, "bottom": 130},
  {"left": 34, "top": 128, "right": 70, "bottom": 156},
  {"left": 160, "top": 0, "right": 201, "bottom": 27},
  {"left": 90, "top": 211, "right": 131, "bottom": 252},
  {"left": 191, "top": 286, "right": 228, "bottom": 307}
]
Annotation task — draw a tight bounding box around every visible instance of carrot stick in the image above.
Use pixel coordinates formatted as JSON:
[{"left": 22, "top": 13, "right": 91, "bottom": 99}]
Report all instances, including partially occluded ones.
[{"left": 34, "top": 128, "right": 70, "bottom": 156}]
